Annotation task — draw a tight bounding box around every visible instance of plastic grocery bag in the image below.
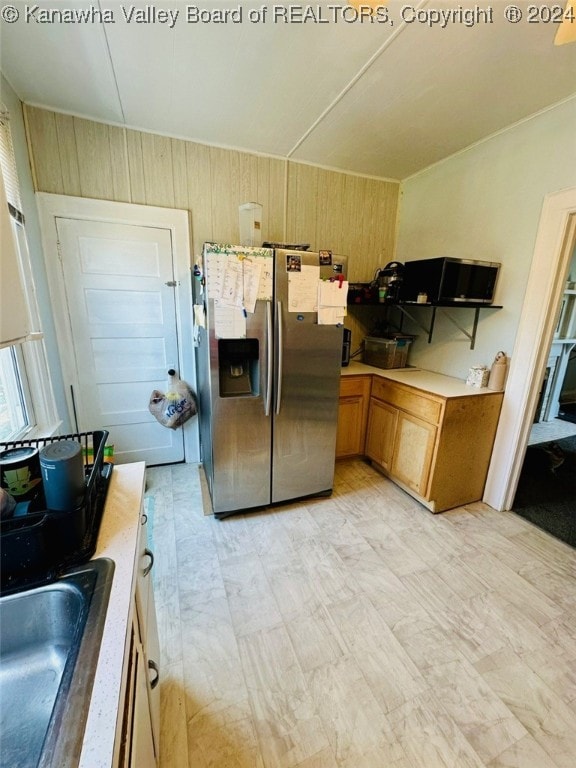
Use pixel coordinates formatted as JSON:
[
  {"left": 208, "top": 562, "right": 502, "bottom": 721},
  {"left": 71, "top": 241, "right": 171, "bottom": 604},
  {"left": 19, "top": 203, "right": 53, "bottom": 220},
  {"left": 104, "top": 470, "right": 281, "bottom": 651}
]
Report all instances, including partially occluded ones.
[{"left": 149, "top": 369, "right": 198, "bottom": 430}]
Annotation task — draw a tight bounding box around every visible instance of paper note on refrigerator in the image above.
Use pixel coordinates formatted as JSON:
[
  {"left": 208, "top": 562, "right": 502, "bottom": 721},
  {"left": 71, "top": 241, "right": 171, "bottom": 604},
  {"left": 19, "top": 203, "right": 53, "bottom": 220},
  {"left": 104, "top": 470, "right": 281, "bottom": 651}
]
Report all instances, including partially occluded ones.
[
  {"left": 213, "top": 303, "right": 246, "bottom": 338},
  {"left": 254, "top": 252, "right": 273, "bottom": 301},
  {"left": 241, "top": 259, "right": 262, "bottom": 313},
  {"left": 193, "top": 304, "right": 206, "bottom": 328},
  {"left": 204, "top": 251, "right": 228, "bottom": 300},
  {"left": 318, "top": 279, "right": 349, "bottom": 325},
  {"left": 215, "top": 255, "right": 263, "bottom": 314},
  {"left": 219, "top": 254, "right": 246, "bottom": 308},
  {"left": 288, "top": 265, "right": 320, "bottom": 313}
]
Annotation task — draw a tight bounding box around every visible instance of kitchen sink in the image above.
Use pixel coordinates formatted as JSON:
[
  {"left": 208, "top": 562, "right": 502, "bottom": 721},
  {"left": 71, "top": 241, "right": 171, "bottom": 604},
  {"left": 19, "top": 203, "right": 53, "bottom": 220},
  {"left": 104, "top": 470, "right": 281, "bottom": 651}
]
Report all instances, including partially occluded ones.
[{"left": 0, "top": 558, "right": 114, "bottom": 768}]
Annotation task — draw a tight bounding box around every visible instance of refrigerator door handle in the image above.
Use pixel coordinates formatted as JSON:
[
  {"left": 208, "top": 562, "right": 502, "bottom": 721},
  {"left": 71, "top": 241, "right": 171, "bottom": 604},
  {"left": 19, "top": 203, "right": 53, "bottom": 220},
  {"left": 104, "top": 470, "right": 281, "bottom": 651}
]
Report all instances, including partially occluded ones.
[
  {"left": 275, "top": 300, "right": 283, "bottom": 415},
  {"left": 265, "top": 301, "right": 272, "bottom": 416}
]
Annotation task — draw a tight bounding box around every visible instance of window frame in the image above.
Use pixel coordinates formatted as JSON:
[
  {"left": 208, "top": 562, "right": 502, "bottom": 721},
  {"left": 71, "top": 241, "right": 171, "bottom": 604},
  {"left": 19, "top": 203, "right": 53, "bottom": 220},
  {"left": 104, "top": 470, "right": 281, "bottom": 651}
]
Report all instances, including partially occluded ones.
[
  {"left": 0, "top": 107, "right": 60, "bottom": 440},
  {"left": 0, "top": 345, "right": 32, "bottom": 441}
]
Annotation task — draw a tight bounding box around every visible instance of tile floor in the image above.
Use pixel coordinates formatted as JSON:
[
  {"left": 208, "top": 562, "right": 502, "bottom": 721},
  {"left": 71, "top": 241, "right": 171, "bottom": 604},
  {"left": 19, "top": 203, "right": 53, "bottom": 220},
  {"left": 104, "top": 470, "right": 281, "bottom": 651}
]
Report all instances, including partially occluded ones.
[{"left": 146, "top": 459, "right": 576, "bottom": 768}]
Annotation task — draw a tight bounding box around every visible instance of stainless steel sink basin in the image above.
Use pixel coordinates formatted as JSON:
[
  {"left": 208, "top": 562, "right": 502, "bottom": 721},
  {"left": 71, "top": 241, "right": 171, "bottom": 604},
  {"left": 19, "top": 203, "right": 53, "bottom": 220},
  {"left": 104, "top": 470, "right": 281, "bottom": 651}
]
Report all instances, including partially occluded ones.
[{"left": 0, "top": 558, "right": 114, "bottom": 768}]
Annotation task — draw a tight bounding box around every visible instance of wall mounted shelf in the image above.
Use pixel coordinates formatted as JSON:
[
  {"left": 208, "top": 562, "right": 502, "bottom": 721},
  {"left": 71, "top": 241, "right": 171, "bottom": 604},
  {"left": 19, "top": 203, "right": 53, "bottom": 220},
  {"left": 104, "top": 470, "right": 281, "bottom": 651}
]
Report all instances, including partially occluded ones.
[
  {"left": 394, "top": 303, "right": 503, "bottom": 350},
  {"left": 347, "top": 295, "right": 503, "bottom": 350}
]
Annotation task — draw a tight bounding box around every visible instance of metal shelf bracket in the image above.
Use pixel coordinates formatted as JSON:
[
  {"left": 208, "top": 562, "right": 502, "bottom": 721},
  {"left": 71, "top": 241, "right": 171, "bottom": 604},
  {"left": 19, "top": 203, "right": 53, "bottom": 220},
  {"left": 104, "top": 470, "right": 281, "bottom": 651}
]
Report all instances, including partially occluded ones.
[
  {"left": 395, "top": 305, "right": 488, "bottom": 350},
  {"left": 395, "top": 304, "right": 435, "bottom": 341},
  {"left": 438, "top": 307, "right": 481, "bottom": 350}
]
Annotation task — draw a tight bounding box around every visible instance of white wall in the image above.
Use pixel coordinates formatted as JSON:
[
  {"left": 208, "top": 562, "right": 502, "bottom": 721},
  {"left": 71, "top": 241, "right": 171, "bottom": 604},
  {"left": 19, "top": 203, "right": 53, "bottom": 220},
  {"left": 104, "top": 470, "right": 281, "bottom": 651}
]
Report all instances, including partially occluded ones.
[
  {"left": 0, "top": 75, "right": 70, "bottom": 429},
  {"left": 396, "top": 97, "right": 576, "bottom": 380}
]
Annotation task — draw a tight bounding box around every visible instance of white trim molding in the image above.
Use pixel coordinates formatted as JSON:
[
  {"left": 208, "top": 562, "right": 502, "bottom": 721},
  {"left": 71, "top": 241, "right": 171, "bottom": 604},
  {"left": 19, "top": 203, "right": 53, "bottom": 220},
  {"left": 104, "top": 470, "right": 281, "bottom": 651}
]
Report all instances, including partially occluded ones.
[{"left": 484, "top": 186, "right": 576, "bottom": 511}]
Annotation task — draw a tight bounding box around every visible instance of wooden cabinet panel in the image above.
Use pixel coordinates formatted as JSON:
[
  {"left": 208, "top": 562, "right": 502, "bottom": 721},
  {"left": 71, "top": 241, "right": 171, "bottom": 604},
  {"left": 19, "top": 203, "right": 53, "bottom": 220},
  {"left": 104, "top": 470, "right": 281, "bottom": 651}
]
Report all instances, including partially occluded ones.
[
  {"left": 336, "top": 376, "right": 371, "bottom": 458},
  {"left": 371, "top": 377, "right": 442, "bottom": 424},
  {"left": 365, "top": 398, "right": 398, "bottom": 471},
  {"left": 366, "top": 374, "right": 503, "bottom": 512},
  {"left": 135, "top": 513, "right": 160, "bottom": 758},
  {"left": 391, "top": 412, "right": 437, "bottom": 496},
  {"left": 339, "top": 376, "right": 370, "bottom": 398},
  {"left": 130, "top": 636, "right": 157, "bottom": 768},
  {"left": 429, "top": 394, "right": 504, "bottom": 511}
]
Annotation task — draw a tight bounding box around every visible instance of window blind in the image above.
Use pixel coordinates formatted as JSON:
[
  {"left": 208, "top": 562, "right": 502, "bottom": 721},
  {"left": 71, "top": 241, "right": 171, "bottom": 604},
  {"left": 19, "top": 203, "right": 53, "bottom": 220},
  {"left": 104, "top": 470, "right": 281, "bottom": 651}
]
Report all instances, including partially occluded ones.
[
  {"left": 0, "top": 107, "right": 24, "bottom": 220},
  {"left": 0, "top": 107, "right": 31, "bottom": 347}
]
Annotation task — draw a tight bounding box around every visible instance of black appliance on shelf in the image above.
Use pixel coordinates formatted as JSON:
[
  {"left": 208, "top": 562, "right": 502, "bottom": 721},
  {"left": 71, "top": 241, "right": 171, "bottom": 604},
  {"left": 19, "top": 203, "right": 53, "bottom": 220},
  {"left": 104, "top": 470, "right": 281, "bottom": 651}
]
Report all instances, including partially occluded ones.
[
  {"left": 400, "top": 257, "right": 500, "bottom": 304},
  {"left": 377, "top": 261, "right": 404, "bottom": 303},
  {"left": 341, "top": 328, "right": 351, "bottom": 367}
]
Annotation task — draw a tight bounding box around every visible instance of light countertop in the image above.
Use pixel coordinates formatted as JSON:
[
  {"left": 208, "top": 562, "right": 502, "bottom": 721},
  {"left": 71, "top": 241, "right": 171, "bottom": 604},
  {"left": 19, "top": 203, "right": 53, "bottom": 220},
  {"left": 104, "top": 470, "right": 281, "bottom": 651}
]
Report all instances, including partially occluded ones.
[
  {"left": 79, "top": 461, "right": 146, "bottom": 768},
  {"left": 342, "top": 361, "right": 502, "bottom": 399}
]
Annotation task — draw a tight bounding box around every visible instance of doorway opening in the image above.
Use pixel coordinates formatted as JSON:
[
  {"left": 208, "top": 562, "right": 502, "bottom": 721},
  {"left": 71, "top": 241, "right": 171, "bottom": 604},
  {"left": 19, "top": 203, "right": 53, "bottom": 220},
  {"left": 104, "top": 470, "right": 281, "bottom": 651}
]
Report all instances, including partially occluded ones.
[
  {"left": 484, "top": 189, "right": 576, "bottom": 516},
  {"left": 510, "top": 217, "right": 576, "bottom": 547}
]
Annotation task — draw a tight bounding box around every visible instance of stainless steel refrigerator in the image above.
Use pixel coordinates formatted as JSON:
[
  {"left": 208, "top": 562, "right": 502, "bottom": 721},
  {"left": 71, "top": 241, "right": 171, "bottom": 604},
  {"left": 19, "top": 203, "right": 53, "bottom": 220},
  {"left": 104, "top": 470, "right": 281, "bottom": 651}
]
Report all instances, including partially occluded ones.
[{"left": 194, "top": 243, "right": 348, "bottom": 519}]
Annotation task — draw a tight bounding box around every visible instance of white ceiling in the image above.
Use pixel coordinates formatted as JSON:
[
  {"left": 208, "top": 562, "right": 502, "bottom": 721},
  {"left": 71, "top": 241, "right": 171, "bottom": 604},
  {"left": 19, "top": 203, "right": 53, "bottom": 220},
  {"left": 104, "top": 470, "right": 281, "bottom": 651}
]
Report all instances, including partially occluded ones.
[{"left": 1, "top": 0, "right": 575, "bottom": 179}]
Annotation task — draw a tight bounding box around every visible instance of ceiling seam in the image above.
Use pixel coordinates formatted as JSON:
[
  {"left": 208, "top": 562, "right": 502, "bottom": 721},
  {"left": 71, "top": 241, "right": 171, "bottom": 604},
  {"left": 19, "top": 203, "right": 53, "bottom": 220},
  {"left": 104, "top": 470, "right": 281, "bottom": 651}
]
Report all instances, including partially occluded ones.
[
  {"left": 97, "top": 0, "right": 126, "bottom": 124},
  {"left": 286, "top": 0, "right": 430, "bottom": 159}
]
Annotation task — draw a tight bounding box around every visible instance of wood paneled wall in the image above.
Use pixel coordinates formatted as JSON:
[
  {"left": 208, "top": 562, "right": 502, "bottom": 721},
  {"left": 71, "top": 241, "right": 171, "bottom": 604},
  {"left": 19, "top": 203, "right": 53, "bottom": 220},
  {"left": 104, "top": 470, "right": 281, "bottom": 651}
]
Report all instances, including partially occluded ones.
[{"left": 24, "top": 105, "right": 399, "bottom": 284}]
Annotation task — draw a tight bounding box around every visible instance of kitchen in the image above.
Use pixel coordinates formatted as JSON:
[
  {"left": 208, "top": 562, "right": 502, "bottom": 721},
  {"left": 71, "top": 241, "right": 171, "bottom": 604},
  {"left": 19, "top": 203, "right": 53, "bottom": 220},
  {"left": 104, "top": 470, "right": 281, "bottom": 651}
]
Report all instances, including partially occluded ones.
[{"left": 1, "top": 1, "right": 576, "bottom": 766}]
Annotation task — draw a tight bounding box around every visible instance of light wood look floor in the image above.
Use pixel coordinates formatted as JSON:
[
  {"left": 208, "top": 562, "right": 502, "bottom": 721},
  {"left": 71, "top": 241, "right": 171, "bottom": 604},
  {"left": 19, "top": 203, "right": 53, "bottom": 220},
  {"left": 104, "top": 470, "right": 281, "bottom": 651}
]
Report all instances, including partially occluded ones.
[{"left": 146, "top": 459, "right": 576, "bottom": 768}]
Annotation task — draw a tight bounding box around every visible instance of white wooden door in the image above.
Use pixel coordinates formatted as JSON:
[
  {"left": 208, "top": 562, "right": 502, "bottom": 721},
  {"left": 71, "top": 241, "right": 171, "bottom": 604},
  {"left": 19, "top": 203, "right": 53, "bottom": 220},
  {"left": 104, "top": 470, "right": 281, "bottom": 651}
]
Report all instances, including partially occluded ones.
[{"left": 55, "top": 218, "right": 184, "bottom": 465}]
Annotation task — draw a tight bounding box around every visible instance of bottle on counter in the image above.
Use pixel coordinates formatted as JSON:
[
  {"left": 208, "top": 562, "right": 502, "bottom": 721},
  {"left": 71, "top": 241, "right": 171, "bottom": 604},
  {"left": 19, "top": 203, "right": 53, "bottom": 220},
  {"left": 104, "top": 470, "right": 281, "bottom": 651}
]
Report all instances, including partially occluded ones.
[{"left": 488, "top": 351, "right": 508, "bottom": 391}]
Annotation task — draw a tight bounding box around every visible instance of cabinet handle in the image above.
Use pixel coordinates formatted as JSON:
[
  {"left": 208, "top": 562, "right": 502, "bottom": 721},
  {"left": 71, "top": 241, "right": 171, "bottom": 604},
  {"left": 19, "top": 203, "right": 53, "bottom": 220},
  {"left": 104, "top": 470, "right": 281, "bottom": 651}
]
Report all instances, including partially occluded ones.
[
  {"left": 141, "top": 512, "right": 148, "bottom": 525},
  {"left": 142, "top": 548, "right": 155, "bottom": 577},
  {"left": 148, "top": 659, "right": 160, "bottom": 690}
]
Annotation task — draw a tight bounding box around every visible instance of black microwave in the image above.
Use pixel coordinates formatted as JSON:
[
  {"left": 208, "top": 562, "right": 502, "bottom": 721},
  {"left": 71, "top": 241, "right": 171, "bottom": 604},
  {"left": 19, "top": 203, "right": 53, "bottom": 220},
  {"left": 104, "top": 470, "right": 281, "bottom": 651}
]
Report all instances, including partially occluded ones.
[{"left": 400, "top": 257, "right": 500, "bottom": 305}]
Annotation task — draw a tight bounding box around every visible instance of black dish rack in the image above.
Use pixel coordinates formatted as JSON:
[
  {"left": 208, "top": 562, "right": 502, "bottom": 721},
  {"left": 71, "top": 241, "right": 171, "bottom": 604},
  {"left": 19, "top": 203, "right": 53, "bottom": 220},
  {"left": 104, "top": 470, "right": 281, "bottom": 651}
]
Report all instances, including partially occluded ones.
[{"left": 0, "top": 430, "right": 113, "bottom": 594}]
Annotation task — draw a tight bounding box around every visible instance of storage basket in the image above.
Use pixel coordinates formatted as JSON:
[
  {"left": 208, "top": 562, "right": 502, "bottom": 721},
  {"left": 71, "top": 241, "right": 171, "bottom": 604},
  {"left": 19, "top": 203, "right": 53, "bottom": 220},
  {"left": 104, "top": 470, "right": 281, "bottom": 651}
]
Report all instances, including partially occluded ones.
[
  {"left": 391, "top": 335, "right": 414, "bottom": 368},
  {"left": 363, "top": 337, "right": 397, "bottom": 368},
  {"left": 363, "top": 336, "right": 413, "bottom": 369},
  {"left": 0, "top": 430, "right": 113, "bottom": 594}
]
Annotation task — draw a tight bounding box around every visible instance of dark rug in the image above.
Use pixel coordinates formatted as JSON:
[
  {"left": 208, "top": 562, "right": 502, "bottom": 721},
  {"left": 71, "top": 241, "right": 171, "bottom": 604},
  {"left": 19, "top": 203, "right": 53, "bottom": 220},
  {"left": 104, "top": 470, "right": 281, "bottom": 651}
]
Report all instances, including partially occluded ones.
[{"left": 513, "top": 435, "right": 576, "bottom": 547}]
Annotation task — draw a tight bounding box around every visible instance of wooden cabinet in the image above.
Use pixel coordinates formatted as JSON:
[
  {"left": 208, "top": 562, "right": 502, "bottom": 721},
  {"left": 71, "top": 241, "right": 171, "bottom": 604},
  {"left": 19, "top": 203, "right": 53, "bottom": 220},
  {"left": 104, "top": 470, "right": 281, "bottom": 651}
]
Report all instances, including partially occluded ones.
[
  {"left": 391, "top": 412, "right": 436, "bottom": 496},
  {"left": 366, "top": 375, "right": 503, "bottom": 512},
  {"left": 118, "top": 509, "right": 160, "bottom": 767},
  {"left": 120, "top": 621, "right": 156, "bottom": 768},
  {"left": 336, "top": 376, "right": 372, "bottom": 458},
  {"left": 131, "top": 643, "right": 157, "bottom": 768},
  {"left": 365, "top": 398, "right": 397, "bottom": 471},
  {"left": 135, "top": 514, "right": 160, "bottom": 756}
]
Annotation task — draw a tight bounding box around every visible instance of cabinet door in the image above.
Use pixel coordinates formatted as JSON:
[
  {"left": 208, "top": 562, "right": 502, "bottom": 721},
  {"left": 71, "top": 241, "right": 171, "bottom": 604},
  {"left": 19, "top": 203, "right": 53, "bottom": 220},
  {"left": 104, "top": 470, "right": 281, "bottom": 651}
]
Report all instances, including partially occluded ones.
[
  {"left": 365, "top": 398, "right": 398, "bottom": 471},
  {"left": 145, "top": 577, "right": 160, "bottom": 754},
  {"left": 135, "top": 511, "right": 161, "bottom": 756},
  {"left": 336, "top": 377, "right": 371, "bottom": 458},
  {"left": 336, "top": 396, "right": 366, "bottom": 457},
  {"left": 391, "top": 412, "right": 437, "bottom": 496},
  {"left": 130, "top": 641, "right": 157, "bottom": 768}
]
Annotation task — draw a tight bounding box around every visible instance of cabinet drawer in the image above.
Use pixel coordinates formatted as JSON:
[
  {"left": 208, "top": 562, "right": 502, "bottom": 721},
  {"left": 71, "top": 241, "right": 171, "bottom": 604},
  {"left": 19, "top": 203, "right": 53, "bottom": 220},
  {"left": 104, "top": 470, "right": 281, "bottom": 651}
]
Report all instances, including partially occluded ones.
[
  {"left": 371, "top": 377, "right": 442, "bottom": 424},
  {"left": 340, "top": 376, "right": 371, "bottom": 398}
]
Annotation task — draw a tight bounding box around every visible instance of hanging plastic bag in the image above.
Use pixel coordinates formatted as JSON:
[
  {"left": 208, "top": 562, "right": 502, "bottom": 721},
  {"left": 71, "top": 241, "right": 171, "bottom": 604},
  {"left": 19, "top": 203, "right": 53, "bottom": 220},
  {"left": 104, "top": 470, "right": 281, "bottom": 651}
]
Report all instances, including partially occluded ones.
[{"left": 149, "top": 369, "right": 198, "bottom": 429}]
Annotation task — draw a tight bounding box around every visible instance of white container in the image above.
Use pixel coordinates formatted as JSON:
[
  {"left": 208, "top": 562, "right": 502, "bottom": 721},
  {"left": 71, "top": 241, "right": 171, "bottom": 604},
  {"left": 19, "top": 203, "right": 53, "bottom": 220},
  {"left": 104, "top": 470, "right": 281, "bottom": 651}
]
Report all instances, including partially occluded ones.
[
  {"left": 488, "top": 351, "right": 508, "bottom": 391},
  {"left": 466, "top": 365, "right": 489, "bottom": 388},
  {"left": 239, "top": 202, "right": 263, "bottom": 247}
]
